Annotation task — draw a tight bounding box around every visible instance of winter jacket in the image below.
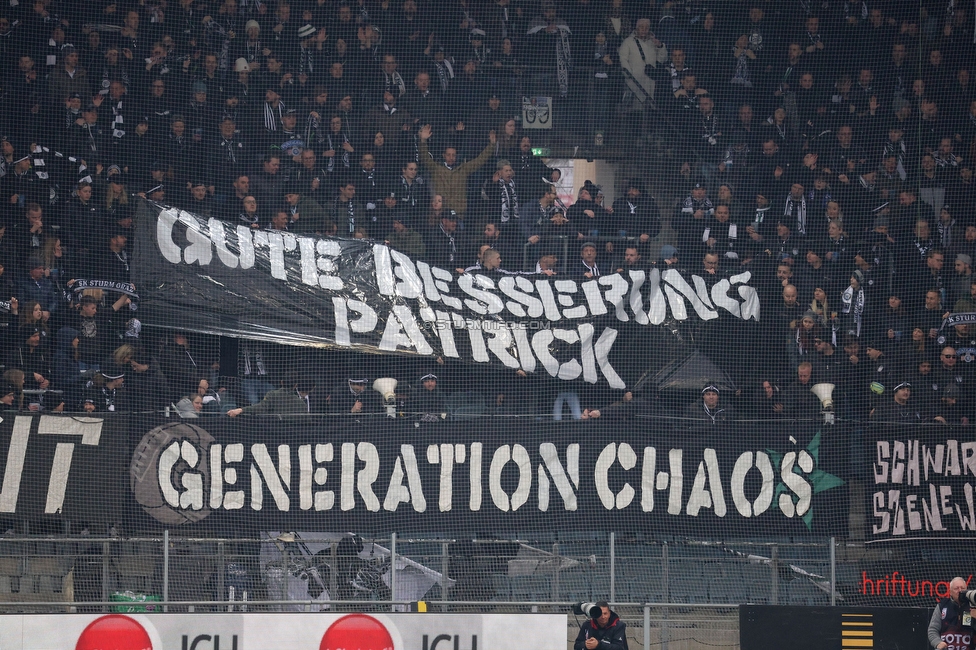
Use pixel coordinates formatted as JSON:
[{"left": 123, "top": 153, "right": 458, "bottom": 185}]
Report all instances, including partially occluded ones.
[{"left": 573, "top": 611, "right": 629, "bottom": 650}]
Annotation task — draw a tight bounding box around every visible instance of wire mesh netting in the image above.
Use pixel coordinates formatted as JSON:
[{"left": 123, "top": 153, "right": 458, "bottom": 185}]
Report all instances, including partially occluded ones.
[{"left": 0, "top": 1, "right": 974, "bottom": 646}]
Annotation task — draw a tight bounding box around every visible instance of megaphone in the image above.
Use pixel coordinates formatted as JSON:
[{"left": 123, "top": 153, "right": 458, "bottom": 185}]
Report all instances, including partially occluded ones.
[
  {"left": 373, "top": 378, "right": 398, "bottom": 418},
  {"left": 810, "top": 383, "right": 835, "bottom": 410},
  {"left": 810, "top": 382, "right": 835, "bottom": 424},
  {"left": 573, "top": 602, "right": 602, "bottom": 619}
]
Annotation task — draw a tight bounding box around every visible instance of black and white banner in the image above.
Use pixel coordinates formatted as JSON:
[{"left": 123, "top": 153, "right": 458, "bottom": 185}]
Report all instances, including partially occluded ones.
[
  {"left": 0, "top": 415, "right": 848, "bottom": 536},
  {"left": 133, "top": 199, "right": 760, "bottom": 388},
  {"left": 869, "top": 425, "right": 976, "bottom": 542}
]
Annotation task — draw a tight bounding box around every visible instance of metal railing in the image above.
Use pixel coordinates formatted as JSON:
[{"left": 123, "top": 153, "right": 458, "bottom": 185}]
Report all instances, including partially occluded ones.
[
  {"left": 0, "top": 533, "right": 840, "bottom": 605},
  {"left": 0, "top": 532, "right": 879, "bottom": 649}
]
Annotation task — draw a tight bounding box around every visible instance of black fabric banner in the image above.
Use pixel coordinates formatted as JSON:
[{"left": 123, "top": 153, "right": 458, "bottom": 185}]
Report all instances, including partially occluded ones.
[
  {"left": 1, "top": 414, "right": 850, "bottom": 536},
  {"left": 0, "top": 414, "right": 128, "bottom": 521},
  {"left": 131, "top": 199, "right": 761, "bottom": 389}
]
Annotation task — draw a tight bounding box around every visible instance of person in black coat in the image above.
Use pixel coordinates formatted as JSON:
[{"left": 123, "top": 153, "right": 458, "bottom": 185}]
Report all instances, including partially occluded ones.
[
  {"left": 426, "top": 210, "right": 468, "bottom": 269},
  {"left": 683, "top": 385, "right": 736, "bottom": 425},
  {"left": 328, "top": 377, "right": 383, "bottom": 414},
  {"left": 611, "top": 179, "right": 661, "bottom": 243},
  {"left": 411, "top": 372, "right": 446, "bottom": 421}
]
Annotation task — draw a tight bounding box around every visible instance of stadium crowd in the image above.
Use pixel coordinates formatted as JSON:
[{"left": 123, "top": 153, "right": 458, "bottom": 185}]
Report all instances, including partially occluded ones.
[{"left": 0, "top": 0, "right": 974, "bottom": 424}]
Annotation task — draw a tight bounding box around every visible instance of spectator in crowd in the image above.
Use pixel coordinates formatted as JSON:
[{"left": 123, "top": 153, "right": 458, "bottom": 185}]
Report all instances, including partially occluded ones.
[
  {"left": 411, "top": 372, "right": 446, "bottom": 421},
  {"left": 684, "top": 385, "right": 735, "bottom": 424},
  {"left": 227, "top": 373, "right": 315, "bottom": 416},
  {"left": 328, "top": 375, "right": 382, "bottom": 414}
]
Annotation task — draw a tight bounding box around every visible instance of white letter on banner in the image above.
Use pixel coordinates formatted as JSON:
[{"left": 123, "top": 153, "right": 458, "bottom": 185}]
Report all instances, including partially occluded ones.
[
  {"left": 484, "top": 324, "right": 521, "bottom": 369},
  {"left": 236, "top": 226, "right": 255, "bottom": 269},
  {"left": 374, "top": 244, "right": 395, "bottom": 295},
  {"left": 594, "top": 443, "right": 635, "bottom": 510},
  {"left": 489, "top": 445, "right": 531, "bottom": 512},
  {"left": 537, "top": 443, "right": 579, "bottom": 511},
  {"left": 581, "top": 280, "right": 607, "bottom": 317},
  {"left": 156, "top": 208, "right": 183, "bottom": 264},
  {"left": 383, "top": 445, "right": 427, "bottom": 512},
  {"left": 469, "top": 442, "right": 483, "bottom": 511},
  {"left": 158, "top": 441, "right": 182, "bottom": 508},
  {"left": 593, "top": 327, "right": 625, "bottom": 388},
  {"left": 389, "top": 249, "right": 424, "bottom": 299},
  {"left": 551, "top": 329, "right": 583, "bottom": 380},
  {"left": 341, "top": 442, "right": 356, "bottom": 511},
  {"left": 333, "top": 298, "right": 379, "bottom": 346},
  {"left": 379, "top": 306, "right": 433, "bottom": 354},
  {"left": 598, "top": 275, "right": 629, "bottom": 322},
  {"left": 686, "top": 449, "right": 726, "bottom": 517},
  {"left": 250, "top": 444, "right": 291, "bottom": 511},
  {"left": 416, "top": 261, "right": 443, "bottom": 303},
  {"left": 534, "top": 279, "right": 563, "bottom": 321},
  {"left": 222, "top": 444, "right": 245, "bottom": 509},
  {"left": 430, "top": 267, "right": 462, "bottom": 310},
  {"left": 511, "top": 322, "right": 537, "bottom": 373},
  {"left": 641, "top": 447, "right": 657, "bottom": 512},
  {"left": 461, "top": 314, "right": 489, "bottom": 362},
  {"left": 498, "top": 275, "right": 544, "bottom": 318},
  {"left": 299, "top": 444, "right": 335, "bottom": 511},
  {"left": 730, "top": 451, "right": 774, "bottom": 517},
  {"left": 732, "top": 272, "right": 760, "bottom": 321},
  {"left": 208, "top": 218, "right": 238, "bottom": 268},
  {"left": 531, "top": 329, "right": 558, "bottom": 376},
  {"left": 691, "top": 275, "right": 716, "bottom": 310},
  {"left": 662, "top": 269, "right": 718, "bottom": 320},
  {"left": 37, "top": 416, "right": 102, "bottom": 514},
  {"left": 433, "top": 310, "right": 460, "bottom": 358},
  {"left": 554, "top": 280, "right": 588, "bottom": 319},
  {"left": 645, "top": 268, "right": 669, "bottom": 325},
  {"left": 578, "top": 323, "right": 597, "bottom": 384},
  {"left": 179, "top": 212, "right": 213, "bottom": 266},
  {"left": 156, "top": 439, "right": 203, "bottom": 510},
  {"left": 299, "top": 239, "right": 344, "bottom": 290},
  {"left": 210, "top": 444, "right": 223, "bottom": 508},
  {"left": 357, "top": 442, "right": 381, "bottom": 512},
  {"left": 710, "top": 279, "right": 740, "bottom": 318},
  {"left": 458, "top": 274, "right": 504, "bottom": 314},
  {"left": 668, "top": 449, "right": 683, "bottom": 515},
  {"left": 628, "top": 270, "right": 648, "bottom": 325},
  {"left": 178, "top": 441, "right": 203, "bottom": 510},
  {"left": 428, "top": 444, "right": 466, "bottom": 512},
  {"left": 778, "top": 451, "right": 813, "bottom": 517}
]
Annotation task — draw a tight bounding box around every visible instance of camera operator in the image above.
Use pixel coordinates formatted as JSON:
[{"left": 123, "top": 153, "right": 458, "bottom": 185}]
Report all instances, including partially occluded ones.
[
  {"left": 573, "top": 602, "right": 628, "bottom": 650},
  {"left": 928, "top": 577, "right": 974, "bottom": 650}
]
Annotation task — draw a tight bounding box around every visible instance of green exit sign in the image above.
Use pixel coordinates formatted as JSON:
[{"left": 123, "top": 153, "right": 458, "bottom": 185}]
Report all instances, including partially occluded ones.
[{"left": 531, "top": 147, "right": 551, "bottom": 157}]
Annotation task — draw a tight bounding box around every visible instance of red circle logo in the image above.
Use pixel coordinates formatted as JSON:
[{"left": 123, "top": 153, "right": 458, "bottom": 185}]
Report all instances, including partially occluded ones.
[
  {"left": 76, "top": 614, "right": 153, "bottom": 650},
  {"left": 320, "top": 614, "right": 394, "bottom": 650}
]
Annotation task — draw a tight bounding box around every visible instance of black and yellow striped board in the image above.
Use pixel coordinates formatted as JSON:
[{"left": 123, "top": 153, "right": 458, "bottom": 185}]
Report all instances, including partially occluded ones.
[
  {"left": 741, "top": 606, "right": 927, "bottom": 650},
  {"left": 841, "top": 613, "right": 873, "bottom": 649}
]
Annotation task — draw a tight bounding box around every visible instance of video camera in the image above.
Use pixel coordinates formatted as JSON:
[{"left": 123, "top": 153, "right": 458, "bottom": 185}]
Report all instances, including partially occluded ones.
[{"left": 573, "top": 602, "right": 602, "bottom": 619}]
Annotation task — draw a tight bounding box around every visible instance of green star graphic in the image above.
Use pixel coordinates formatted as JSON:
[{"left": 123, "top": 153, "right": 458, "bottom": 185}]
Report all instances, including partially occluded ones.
[{"left": 767, "top": 431, "right": 845, "bottom": 530}]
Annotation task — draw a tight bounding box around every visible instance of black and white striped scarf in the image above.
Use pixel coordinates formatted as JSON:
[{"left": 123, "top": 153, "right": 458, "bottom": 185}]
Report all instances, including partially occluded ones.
[
  {"left": 433, "top": 59, "right": 454, "bottom": 92},
  {"left": 264, "top": 101, "right": 283, "bottom": 131},
  {"left": 110, "top": 100, "right": 126, "bottom": 138},
  {"left": 384, "top": 72, "right": 405, "bottom": 96},
  {"left": 841, "top": 284, "right": 865, "bottom": 336},
  {"left": 499, "top": 179, "right": 519, "bottom": 223},
  {"left": 939, "top": 219, "right": 955, "bottom": 249},
  {"left": 784, "top": 194, "right": 807, "bottom": 236},
  {"left": 439, "top": 224, "right": 457, "bottom": 262}
]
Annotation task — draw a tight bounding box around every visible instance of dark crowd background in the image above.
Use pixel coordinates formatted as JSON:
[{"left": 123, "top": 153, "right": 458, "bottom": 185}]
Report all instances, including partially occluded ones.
[{"left": 0, "top": 0, "right": 974, "bottom": 427}]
